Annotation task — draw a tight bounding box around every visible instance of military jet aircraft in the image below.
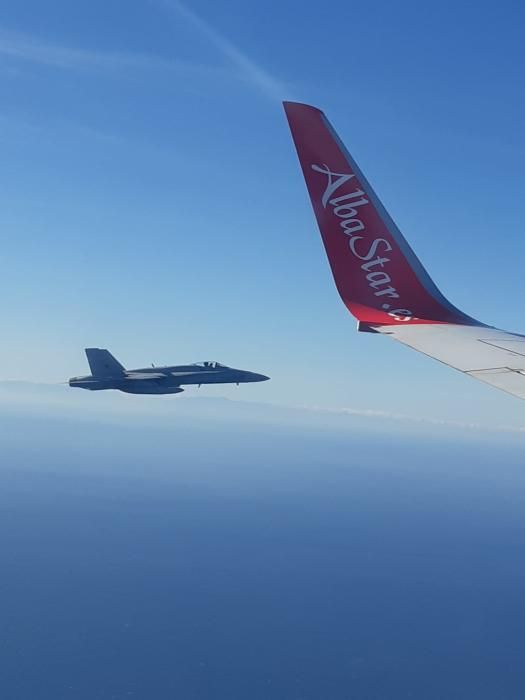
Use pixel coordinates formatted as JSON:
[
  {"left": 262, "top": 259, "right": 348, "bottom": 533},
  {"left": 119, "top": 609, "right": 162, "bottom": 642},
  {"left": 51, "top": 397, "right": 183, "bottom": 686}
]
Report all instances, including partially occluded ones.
[{"left": 69, "top": 348, "right": 269, "bottom": 395}]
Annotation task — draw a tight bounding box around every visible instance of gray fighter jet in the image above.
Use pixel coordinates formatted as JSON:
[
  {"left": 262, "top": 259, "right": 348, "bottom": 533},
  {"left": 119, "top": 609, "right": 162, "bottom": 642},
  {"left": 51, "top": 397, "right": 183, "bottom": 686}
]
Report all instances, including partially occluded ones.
[{"left": 69, "top": 348, "right": 269, "bottom": 395}]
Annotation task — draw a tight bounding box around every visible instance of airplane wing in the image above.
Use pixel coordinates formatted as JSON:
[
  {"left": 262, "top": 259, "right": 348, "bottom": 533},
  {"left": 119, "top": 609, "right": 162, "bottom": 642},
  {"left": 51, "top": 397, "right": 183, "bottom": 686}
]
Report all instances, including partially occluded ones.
[
  {"left": 284, "top": 101, "right": 525, "bottom": 401},
  {"left": 125, "top": 373, "right": 169, "bottom": 381}
]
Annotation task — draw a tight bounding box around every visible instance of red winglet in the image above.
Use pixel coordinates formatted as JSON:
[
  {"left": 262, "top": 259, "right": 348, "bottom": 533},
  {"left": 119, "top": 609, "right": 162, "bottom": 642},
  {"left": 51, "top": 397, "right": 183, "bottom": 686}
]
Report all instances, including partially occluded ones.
[{"left": 284, "top": 101, "right": 480, "bottom": 326}]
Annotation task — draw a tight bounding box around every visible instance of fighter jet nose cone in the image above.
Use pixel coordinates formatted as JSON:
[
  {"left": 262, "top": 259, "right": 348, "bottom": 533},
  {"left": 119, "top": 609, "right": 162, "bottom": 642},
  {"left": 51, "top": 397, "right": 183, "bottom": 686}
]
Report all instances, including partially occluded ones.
[{"left": 241, "top": 371, "right": 269, "bottom": 383}]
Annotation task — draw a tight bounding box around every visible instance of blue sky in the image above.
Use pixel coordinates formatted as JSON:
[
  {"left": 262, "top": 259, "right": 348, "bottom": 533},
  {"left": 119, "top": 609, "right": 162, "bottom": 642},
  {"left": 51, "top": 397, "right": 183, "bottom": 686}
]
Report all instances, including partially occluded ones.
[{"left": 2, "top": 0, "right": 525, "bottom": 426}]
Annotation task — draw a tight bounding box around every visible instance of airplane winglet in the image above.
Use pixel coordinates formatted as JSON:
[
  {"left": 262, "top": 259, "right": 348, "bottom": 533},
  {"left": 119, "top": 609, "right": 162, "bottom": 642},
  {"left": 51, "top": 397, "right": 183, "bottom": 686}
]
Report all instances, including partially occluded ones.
[{"left": 283, "top": 101, "right": 482, "bottom": 327}]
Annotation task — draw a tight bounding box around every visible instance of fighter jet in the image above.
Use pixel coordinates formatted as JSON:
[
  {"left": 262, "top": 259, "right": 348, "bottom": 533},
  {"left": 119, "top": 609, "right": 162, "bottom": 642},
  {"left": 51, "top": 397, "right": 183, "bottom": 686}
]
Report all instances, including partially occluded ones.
[{"left": 69, "top": 348, "right": 269, "bottom": 395}]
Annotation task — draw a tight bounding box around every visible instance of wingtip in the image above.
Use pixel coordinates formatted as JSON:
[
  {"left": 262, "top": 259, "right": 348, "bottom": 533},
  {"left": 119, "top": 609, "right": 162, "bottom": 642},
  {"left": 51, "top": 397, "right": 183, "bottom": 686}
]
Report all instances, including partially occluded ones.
[{"left": 283, "top": 100, "right": 324, "bottom": 116}]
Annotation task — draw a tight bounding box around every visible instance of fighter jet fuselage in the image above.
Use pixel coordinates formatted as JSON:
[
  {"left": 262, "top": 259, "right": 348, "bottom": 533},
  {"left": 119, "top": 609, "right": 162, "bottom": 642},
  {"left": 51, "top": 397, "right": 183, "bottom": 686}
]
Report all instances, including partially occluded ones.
[{"left": 69, "top": 348, "right": 269, "bottom": 395}]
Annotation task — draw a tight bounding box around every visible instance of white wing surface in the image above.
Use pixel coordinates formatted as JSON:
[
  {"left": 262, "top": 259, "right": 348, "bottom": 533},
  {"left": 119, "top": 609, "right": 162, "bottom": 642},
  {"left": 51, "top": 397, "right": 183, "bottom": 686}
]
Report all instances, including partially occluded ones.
[{"left": 372, "top": 323, "right": 525, "bottom": 400}]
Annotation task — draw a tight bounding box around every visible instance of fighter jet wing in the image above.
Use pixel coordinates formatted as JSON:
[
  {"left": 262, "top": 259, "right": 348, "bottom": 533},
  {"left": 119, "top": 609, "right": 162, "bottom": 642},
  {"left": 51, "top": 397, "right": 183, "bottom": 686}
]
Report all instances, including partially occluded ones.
[
  {"left": 125, "top": 373, "right": 169, "bottom": 381},
  {"left": 284, "top": 101, "right": 525, "bottom": 401}
]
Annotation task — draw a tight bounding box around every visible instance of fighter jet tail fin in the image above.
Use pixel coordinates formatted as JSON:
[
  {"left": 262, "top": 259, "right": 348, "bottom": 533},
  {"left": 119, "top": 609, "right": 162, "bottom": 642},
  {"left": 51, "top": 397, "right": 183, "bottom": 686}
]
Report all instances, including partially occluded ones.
[{"left": 85, "top": 348, "right": 126, "bottom": 378}]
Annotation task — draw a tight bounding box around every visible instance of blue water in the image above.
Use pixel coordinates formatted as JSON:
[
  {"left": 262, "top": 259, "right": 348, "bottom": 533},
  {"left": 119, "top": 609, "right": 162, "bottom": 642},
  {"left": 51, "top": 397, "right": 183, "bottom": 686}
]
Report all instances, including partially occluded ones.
[{"left": 1, "top": 413, "right": 525, "bottom": 699}]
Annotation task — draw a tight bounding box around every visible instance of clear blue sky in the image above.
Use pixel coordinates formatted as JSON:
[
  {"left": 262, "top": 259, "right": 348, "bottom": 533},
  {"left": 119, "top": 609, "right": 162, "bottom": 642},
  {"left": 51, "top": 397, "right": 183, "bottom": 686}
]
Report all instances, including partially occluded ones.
[{"left": 2, "top": 0, "right": 525, "bottom": 426}]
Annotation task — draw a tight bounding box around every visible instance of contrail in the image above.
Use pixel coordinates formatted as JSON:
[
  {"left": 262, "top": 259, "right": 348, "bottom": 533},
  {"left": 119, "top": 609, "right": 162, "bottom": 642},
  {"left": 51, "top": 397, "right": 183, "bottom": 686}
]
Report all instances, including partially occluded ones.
[
  {"left": 162, "top": 0, "right": 288, "bottom": 100},
  {"left": 0, "top": 28, "right": 225, "bottom": 78}
]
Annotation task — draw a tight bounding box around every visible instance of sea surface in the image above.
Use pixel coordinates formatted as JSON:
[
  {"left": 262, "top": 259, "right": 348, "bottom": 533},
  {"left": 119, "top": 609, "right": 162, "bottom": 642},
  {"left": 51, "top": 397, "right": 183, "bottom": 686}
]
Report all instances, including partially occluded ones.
[{"left": 1, "top": 410, "right": 525, "bottom": 699}]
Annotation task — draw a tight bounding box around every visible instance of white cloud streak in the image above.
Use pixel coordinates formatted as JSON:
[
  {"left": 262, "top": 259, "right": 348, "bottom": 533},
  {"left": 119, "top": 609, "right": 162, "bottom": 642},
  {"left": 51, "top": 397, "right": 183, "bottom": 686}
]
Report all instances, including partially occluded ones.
[
  {"left": 302, "top": 404, "right": 525, "bottom": 436},
  {"left": 2, "top": 381, "right": 524, "bottom": 437},
  {"left": 161, "top": 0, "right": 288, "bottom": 100},
  {"left": 0, "top": 29, "right": 228, "bottom": 78}
]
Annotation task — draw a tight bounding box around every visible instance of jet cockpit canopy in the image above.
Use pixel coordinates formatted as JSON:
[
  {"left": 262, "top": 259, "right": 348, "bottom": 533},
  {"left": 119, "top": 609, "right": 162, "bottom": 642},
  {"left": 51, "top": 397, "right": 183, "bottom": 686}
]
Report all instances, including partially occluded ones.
[{"left": 192, "top": 361, "right": 227, "bottom": 369}]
